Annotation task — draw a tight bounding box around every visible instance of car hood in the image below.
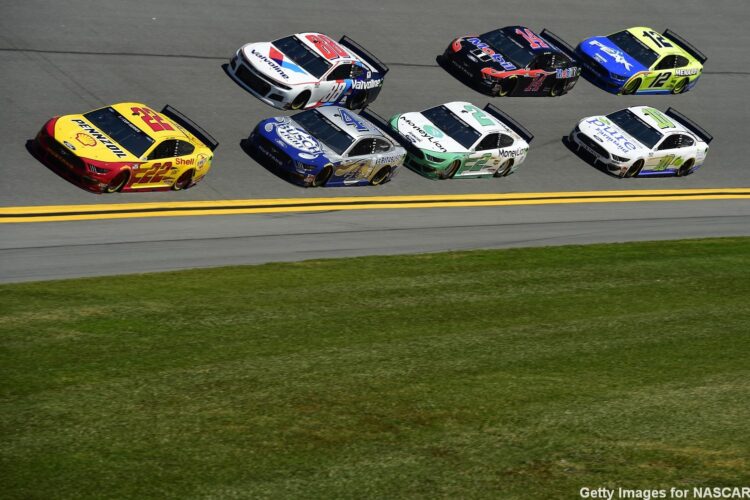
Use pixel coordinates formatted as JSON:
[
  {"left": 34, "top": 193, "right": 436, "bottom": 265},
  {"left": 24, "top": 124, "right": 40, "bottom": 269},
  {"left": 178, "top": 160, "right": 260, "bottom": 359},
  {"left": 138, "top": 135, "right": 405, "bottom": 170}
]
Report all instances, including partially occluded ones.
[
  {"left": 393, "top": 112, "right": 468, "bottom": 154},
  {"left": 52, "top": 114, "right": 140, "bottom": 162},
  {"left": 257, "top": 116, "right": 335, "bottom": 167},
  {"left": 579, "top": 116, "right": 649, "bottom": 156},
  {"left": 241, "top": 42, "right": 315, "bottom": 86},
  {"left": 578, "top": 36, "right": 647, "bottom": 77}
]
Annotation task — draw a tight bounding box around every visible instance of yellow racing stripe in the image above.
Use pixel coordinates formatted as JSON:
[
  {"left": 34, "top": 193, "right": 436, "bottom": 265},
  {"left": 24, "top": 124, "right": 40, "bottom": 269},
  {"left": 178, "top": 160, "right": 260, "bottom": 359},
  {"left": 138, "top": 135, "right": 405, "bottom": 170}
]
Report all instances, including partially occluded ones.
[{"left": 1, "top": 188, "right": 749, "bottom": 223}]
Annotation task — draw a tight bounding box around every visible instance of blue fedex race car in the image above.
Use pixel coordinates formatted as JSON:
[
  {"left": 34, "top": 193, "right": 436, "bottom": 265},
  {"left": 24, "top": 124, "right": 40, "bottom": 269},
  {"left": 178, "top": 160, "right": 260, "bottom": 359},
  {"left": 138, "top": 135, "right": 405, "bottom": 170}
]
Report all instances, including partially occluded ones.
[{"left": 247, "top": 106, "right": 407, "bottom": 187}]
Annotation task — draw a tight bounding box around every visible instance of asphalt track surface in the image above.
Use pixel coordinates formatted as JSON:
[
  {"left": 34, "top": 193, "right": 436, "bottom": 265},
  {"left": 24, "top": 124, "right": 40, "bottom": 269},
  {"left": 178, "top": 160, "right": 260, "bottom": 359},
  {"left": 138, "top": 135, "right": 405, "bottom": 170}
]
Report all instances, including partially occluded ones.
[{"left": 1, "top": 0, "right": 749, "bottom": 281}]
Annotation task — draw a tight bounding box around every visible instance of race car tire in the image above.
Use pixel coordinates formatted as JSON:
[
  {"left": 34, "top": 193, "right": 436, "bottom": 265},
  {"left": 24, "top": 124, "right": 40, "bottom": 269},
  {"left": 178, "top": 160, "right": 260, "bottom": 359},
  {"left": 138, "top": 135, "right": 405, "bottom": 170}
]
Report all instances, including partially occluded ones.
[
  {"left": 622, "top": 78, "right": 641, "bottom": 95},
  {"left": 439, "top": 160, "right": 461, "bottom": 179},
  {"left": 550, "top": 80, "right": 566, "bottom": 96},
  {"left": 624, "top": 159, "right": 644, "bottom": 178},
  {"left": 677, "top": 159, "right": 694, "bottom": 177},
  {"left": 493, "top": 159, "right": 514, "bottom": 177},
  {"left": 312, "top": 165, "right": 332, "bottom": 187},
  {"left": 370, "top": 165, "right": 391, "bottom": 185},
  {"left": 346, "top": 90, "right": 367, "bottom": 110},
  {"left": 673, "top": 78, "right": 689, "bottom": 94},
  {"left": 497, "top": 76, "right": 517, "bottom": 97},
  {"left": 104, "top": 170, "right": 129, "bottom": 193},
  {"left": 290, "top": 91, "right": 310, "bottom": 110},
  {"left": 172, "top": 169, "right": 194, "bottom": 191}
]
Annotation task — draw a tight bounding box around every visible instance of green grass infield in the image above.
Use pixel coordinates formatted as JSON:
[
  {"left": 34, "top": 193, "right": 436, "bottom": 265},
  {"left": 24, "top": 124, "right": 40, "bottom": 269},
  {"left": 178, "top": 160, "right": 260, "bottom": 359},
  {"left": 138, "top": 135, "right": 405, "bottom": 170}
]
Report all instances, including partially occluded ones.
[{"left": 1, "top": 238, "right": 749, "bottom": 499}]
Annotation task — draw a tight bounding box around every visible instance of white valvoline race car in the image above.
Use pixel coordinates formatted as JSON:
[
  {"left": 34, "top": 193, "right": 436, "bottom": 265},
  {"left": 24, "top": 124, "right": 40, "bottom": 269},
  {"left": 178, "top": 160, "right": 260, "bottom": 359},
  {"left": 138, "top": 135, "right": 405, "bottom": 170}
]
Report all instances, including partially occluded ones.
[
  {"left": 569, "top": 106, "right": 712, "bottom": 177},
  {"left": 228, "top": 33, "right": 388, "bottom": 111}
]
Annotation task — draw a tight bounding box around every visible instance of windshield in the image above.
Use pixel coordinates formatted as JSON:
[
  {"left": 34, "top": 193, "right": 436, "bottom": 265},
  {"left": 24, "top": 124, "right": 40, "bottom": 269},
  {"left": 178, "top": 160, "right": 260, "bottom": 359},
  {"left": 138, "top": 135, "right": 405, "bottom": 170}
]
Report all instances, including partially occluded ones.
[
  {"left": 607, "top": 109, "right": 663, "bottom": 149},
  {"left": 272, "top": 36, "right": 331, "bottom": 78},
  {"left": 83, "top": 107, "right": 155, "bottom": 157},
  {"left": 421, "top": 105, "right": 481, "bottom": 149},
  {"left": 293, "top": 110, "right": 354, "bottom": 155},
  {"left": 481, "top": 29, "right": 536, "bottom": 68},
  {"left": 607, "top": 30, "right": 659, "bottom": 68}
]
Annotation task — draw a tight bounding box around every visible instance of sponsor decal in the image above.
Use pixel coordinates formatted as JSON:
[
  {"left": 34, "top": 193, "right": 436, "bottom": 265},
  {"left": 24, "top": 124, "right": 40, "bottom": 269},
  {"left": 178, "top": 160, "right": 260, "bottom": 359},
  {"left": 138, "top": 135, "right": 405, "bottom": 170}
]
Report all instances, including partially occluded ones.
[
  {"left": 586, "top": 118, "right": 638, "bottom": 153},
  {"left": 268, "top": 46, "right": 307, "bottom": 75},
  {"left": 588, "top": 40, "right": 633, "bottom": 71},
  {"left": 399, "top": 116, "right": 448, "bottom": 152},
  {"left": 269, "top": 120, "right": 325, "bottom": 157},
  {"left": 71, "top": 120, "right": 128, "bottom": 158},
  {"left": 465, "top": 37, "right": 517, "bottom": 71},
  {"left": 556, "top": 67, "right": 579, "bottom": 79},
  {"left": 196, "top": 153, "right": 208, "bottom": 168},
  {"left": 175, "top": 157, "right": 195, "bottom": 166},
  {"left": 499, "top": 147, "right": 528, "bottom": 158},
  {"left": 675, "top": 68, "right": 698, "bottom": 76},
  {"left": 63, "top": 141, "right": 76, "bottom": 151},
  {"left": 75, "top": 133, "right": 96, "bottom": 147},
  {"left": 250, "top": 49, "right": 290, "bottom": 80},
  {"left": 352, "top": 79, "right": 382, "bottom": 90},
  {"left": 375, "top": 155, "right": 401, "bottom": 165}
]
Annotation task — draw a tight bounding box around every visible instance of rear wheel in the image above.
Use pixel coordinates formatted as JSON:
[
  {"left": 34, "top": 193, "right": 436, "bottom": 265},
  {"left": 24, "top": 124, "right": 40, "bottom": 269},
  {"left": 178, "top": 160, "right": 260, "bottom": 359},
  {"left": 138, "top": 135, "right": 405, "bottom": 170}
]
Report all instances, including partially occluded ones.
[
  {"left": 370, "top": 166, "right": 391, "bottom": 185},
  {"left": 672, "top": 77, "right": 689, "bottom": 94},
  {"left": 104, "top": 170, "right": 129, "bottom": 193},
  {"left": 290, "top": 91, "right": 310, "bottom": 110},
  {"left": 622, "top": 78, "right": 641, "bottom": 95},
  {"left": 493, "top": 159, "right": 513, "bottom": 178},
  {"left": 624, "top": 159, "right": 644, "bottom": 178},
  {"left": 312, "top": 165, "right": 332, "bottom": 187},
  {"left": 497, "top": 76, "right": 517, "bottom": 97},
  {"left": 677, "top": 158, "right": 694, "bottom": 177},
  {"left": 550, "top": 80, "right": 566, "bottom": 96},
  {"left": 172, "top": 169, "right": 194, "bottom": 191},
  {"left": 347, "top": 90, "right": 367, "bottom": 110},
  {"left": 439, "top": 160, "right": 461, "bottom": 179}
]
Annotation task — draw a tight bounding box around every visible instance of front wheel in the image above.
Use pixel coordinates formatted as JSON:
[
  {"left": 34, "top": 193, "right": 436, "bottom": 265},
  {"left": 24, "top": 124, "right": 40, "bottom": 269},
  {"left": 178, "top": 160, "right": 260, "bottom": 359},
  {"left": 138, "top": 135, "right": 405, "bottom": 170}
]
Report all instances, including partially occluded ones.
[
  {"left": 622, "top": 78, "right": 641, "bottom": 95},
  {"left": 370, "top": 166, "right": 391, "bottom": 185},
  {"left": 623, "top": 159, "right": 644, "bottom": 178},
  {"left": 290, "top": 91, "right": 310, "bottom": 110},
  {"left": 312, "top": 165, "right": 332, "bottom": 187},
  {"left": 172, "top": 169, "right": 194, "bottom": 191},
  {"left": 439, "top": 160, "right": 461, "bottom": 179},
  {"left": 104, "top": 170, "right": 129, "bottom": 193},
  {"left": 676, "top": 159, "right": 694, "bottom": 177},
  {"left": 497, "top": 76, "right": 517, "bottom": 97}
]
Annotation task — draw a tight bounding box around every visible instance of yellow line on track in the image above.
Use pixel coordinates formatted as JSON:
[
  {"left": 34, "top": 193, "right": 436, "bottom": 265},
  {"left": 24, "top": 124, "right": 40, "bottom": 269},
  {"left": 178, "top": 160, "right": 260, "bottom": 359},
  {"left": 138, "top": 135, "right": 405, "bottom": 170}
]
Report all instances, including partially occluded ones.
[{"left": 1, "top": 188, "right": 749, "bottom": 223}]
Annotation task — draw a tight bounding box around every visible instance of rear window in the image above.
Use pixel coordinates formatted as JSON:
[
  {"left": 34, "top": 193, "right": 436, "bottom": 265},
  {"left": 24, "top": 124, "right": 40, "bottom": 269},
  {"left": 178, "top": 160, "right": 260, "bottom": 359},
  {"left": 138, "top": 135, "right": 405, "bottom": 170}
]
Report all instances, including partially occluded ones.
[
  {"left": 607, "top": 30, "right": 659, "bottom": 68},
  {"left": 294, "top": 109, "right": 354, "bottom": 155},
  {"left": 273, "top": 36, "right": 331, "bottom": 78},
  {"left": 83, "top": 107, "right": 155, "bottom": 157}
]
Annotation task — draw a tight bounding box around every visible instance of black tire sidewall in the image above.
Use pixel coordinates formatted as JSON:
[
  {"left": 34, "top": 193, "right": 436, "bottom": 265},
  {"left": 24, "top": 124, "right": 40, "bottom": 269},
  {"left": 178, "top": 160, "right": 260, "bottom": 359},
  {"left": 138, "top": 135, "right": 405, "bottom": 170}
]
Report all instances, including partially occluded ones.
[
  {"left": 370, "top": 165, "right": 391, "bottom": 185},
  {"left": 105, "top": 170, "right": 129, "bottom": 193},
  {"left": 291, "top": 91, "right": 310, "bottom": 110}
]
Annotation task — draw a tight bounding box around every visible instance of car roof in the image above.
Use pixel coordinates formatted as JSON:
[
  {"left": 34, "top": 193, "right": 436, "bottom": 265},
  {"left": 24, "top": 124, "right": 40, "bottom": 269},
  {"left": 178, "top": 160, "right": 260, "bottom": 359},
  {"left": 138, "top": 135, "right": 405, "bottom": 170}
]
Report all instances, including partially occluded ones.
[
  {"left": 624, "top": 27, "right": 692, "bottom": 59},
  {"left": 295, "top": 32, "right": 361, "bottom": 64},
  {"left": 628, "top": 106, "right": 690, "bottom": 135},
  {"left": 314, "top": 106, "right": 385, "bottom": 140},
  {"left": 440, "top": 101, "right": 520, "bottom": 139},
  {"left": 109, "top": 102, "right": 192, "bottom": 142}
]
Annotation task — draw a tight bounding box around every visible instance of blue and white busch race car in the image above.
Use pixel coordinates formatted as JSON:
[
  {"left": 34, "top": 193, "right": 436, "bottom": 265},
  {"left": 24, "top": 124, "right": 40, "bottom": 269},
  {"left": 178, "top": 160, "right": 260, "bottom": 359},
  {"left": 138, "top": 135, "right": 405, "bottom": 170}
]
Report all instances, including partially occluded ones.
[
  {"left": 228, "top": 33, "right": 388, "bottom": 110},
  {"left": 569, "top": 106, "right": 712, "bottom": 178},
  {"left": 247, "top": 106, "right": 407, "bottom": 187}
]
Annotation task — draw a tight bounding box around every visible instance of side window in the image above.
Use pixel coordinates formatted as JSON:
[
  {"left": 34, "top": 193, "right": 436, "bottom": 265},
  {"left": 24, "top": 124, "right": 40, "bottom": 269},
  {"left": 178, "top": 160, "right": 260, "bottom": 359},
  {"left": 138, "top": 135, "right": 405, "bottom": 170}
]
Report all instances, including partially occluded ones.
[
  {"left": 350, "top": 65, "right": 365, "bottom": 79},
  {"left": 373, "top": 138, "right": 391, "bottom": 153},
  {"left": 475, "top": 133, "right": 500, "bottom": 151},
  {"left": 674, "top": 56, "right": 689, "bottom": 68},
  {"left": 655, "top": 55, "right": 676, "bottom": 70},
  {"left": 147, "top": 140, "right": 178, "bottom": 160},
  {"left": 348, "top": 139, "right": 374, "bottom": 157},
  {"left": 175, "top": 141, "right": 195, "bottom": 157},
  {"left": 675, "top": 134, "right": 694, "bottom": 148},
  {"left": 528, "top": 55, "right": 547, "bottom": 69},
  {"left": 499, "top": 134, "right": 514, "bottom": 148},
  {"left": 658, "top": 135, "right": 681, "bottom": 150},
  {"left": 328, "top": 64, "right": 353, "bottom": 81}
]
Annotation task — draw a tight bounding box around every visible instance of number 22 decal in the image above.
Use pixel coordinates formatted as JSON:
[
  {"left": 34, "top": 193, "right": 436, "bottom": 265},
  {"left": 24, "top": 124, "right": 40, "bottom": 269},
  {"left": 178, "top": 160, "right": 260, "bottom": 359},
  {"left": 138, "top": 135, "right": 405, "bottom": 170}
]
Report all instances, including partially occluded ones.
[
  {"left": 132, "top": 162, "right": 173, "bottom": 184},
  {"left": 131, "top": 107, "right": 174, "bottom": 132},
  {"left": 649, "top": 72, "right": 670, "bottom": 88}
]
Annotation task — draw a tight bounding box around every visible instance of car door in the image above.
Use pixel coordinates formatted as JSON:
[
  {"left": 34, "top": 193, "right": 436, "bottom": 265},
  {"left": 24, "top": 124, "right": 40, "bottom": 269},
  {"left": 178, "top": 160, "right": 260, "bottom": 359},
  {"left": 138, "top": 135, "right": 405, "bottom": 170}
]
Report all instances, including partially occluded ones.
[
  {"left": 647, "top": 133, "right": 694, "bottom": 172},
  {"left": 336, "top": 138, "right": 376, "bottom": 181},
  {"left": 317, "top": 63, "right": 354, "bottom": 104},
  {"left": 462, "top": 133, "right": 502, "bottom": 175},
  {"left": 645, "top": 55, "right": 677, "bottom": 91},
  {"left": 131, "top": 139, "right": 179, "bottom": 188}
]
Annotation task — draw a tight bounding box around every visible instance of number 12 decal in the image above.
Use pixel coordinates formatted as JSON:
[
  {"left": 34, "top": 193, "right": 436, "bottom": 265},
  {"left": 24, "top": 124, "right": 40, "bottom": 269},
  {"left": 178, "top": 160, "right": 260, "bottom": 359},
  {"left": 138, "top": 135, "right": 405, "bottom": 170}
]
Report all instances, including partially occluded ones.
[
  {"left": 642, "top": 30, "right": 672, "bottom": 49},
  {"left": 649, "top": 72, "right": 670, "bottom": 88}
]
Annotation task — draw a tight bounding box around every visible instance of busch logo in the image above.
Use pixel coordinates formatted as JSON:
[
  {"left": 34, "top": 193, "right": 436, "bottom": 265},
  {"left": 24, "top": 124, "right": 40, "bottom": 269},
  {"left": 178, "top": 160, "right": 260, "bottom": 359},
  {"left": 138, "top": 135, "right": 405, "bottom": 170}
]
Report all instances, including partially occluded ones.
[{"left": 274, "top": 121, "right": 324, "bottom": 156}]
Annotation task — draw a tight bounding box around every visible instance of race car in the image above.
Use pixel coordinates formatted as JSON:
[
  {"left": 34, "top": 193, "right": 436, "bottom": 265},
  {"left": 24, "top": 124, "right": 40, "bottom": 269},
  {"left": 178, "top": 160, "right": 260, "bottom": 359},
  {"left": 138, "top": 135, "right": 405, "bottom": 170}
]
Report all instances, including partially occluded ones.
[
  {"left": 228, "top": 33, "right": 388, "bottom": 110},
  {"left": 438, "top": 26, "right": 580, "bottom": 97},
  {"left": 34, "top": 103, "right": 218, "bottom": 193},
  {"left": 389, "top": 101, "right": 533, "bottom": 179},
  {"left": 246, "top": 106, "right": 406, "bottom": 187},
  {"left": 568, "top": 106, "right": 712, "bottom": 177},
  {"left": 575, "top": 27, "right": 707, "bottom": 94}
]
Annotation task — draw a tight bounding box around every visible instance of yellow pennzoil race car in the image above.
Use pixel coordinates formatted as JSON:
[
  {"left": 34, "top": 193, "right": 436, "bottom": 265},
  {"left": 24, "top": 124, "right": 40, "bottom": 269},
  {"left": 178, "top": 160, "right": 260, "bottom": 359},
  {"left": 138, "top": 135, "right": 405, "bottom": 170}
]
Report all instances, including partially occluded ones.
[{"left": 35, "top": 103, "right": 219, "bottom": 193}]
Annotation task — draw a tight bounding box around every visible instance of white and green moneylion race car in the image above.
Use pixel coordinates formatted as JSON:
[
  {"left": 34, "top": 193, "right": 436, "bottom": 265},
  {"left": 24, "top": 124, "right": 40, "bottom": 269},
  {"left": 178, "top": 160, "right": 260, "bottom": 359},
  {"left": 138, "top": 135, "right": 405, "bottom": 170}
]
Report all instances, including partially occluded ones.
[
  {"left": 569, "top": 106, "right": 712, "bottom": 178},
  {"left": 388, "top": 102, "right": 533, "bottom": 180}
]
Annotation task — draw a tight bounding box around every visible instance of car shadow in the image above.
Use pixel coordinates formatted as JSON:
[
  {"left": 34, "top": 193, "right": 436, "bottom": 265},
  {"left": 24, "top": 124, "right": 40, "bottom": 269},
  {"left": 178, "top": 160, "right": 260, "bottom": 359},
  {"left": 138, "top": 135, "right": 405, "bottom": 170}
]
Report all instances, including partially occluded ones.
[
  {"left": 560, "top": 135, "right": 622, "bottom": 179},
  {"left": 239, "top": 137, "right": 307, "bottom": 188},
  {"left": 25, "top": 139, "right": 100, "bottom": 193},
  {"left": 435, "top": 55, "right": 496, "bottom": 98}
]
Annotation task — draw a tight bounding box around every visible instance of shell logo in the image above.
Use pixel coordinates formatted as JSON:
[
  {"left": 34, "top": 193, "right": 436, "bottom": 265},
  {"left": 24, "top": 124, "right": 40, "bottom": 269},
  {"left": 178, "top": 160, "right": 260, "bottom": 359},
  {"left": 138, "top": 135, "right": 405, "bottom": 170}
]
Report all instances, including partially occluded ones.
[{"left": 75, "top": 133, "right": 97, "bottom": 147}]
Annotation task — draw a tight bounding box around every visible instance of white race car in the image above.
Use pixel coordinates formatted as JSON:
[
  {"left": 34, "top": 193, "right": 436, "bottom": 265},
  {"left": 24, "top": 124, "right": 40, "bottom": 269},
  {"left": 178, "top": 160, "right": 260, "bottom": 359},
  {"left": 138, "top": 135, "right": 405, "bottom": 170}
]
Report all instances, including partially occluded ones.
[
  {"left": 228, "top": 33, "right": 388, "bottom": 111},
  {"left": 569, "top": 106, "right": 712, "bottom": 177}
]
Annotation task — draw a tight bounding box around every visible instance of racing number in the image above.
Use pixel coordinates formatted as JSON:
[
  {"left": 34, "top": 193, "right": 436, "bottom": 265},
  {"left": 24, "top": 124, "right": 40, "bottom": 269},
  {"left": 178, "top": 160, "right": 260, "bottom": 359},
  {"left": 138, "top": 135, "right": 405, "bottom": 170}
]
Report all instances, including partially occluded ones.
[
  {"left": 463, "top": 104, "right": 493, "bottom": 127},
  {"left": 514, "top": 28, "right": 550, "bottom": 49},
  {"left": 132, "top": 162, "right": 172, "bottom": 184},
  {"left": 649, "top": 72, "right": 671, "bottom": 88},
  {"left": 642, "top": 30, "right": 673, "bottom": 49},
  {"left": 131, "top": 107, "right": 174, "bottom": 132},
  {"left": 323, "top": 81, "right": 347, "bottom": 103},
  {"left": 305, "top": 34, "right": 349, "bottom": 60},
  {"left": 465, "top": 153, "right": 493, "bottom": 172},
  {"left": 655, "top": 155, "right": 679, "bottom": 171}
]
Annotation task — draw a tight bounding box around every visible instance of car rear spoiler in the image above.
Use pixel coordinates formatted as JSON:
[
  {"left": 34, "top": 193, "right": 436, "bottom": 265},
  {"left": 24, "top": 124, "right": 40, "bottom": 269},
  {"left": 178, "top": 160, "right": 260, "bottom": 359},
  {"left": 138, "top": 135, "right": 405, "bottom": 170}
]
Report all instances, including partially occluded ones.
[
  {"left": 665, "top": 107, "right": 712, "bottom": 144},
  {"left": 539, "top": 29, "right": 578, "bottom": 62},
  {"left": 663, "top": 29, "right": 707, "bottom": 64},
  {"left": 339, "top": 36, "right": 389, "bottom": 75},
  {"left": 161, "top": 105, "right": 219, "bottom": 151},
  {"left": 360, "top": 107, "right": 422, "bottom": 156},
  {"left": 483, "top": 104, "right": 534, "bottom": 143}
]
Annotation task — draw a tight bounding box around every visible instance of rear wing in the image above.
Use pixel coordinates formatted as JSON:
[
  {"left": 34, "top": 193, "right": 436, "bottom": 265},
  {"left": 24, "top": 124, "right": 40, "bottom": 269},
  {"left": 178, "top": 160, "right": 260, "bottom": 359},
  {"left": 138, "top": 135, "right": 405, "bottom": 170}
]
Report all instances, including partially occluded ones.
[
  {"left": 161, "top": 105, "right": 219, "bottom": 151},
  {"left": 663, "top": 29, "right": 707, "bottom": 64},
  {"left": 360, "top": 107, "right": 422, "bottom": 157},
  {"left": 539, "top": 29, "right": 578, "bottom": 62},
  {"left": 339, "top": 36, "right": 389, "bottom": 75},
  {"left": 665, "top": 107, "right": 712, "bottom": 144},
  {"left": 483, "top": 104, "right": 534, "bottom": 143}
]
